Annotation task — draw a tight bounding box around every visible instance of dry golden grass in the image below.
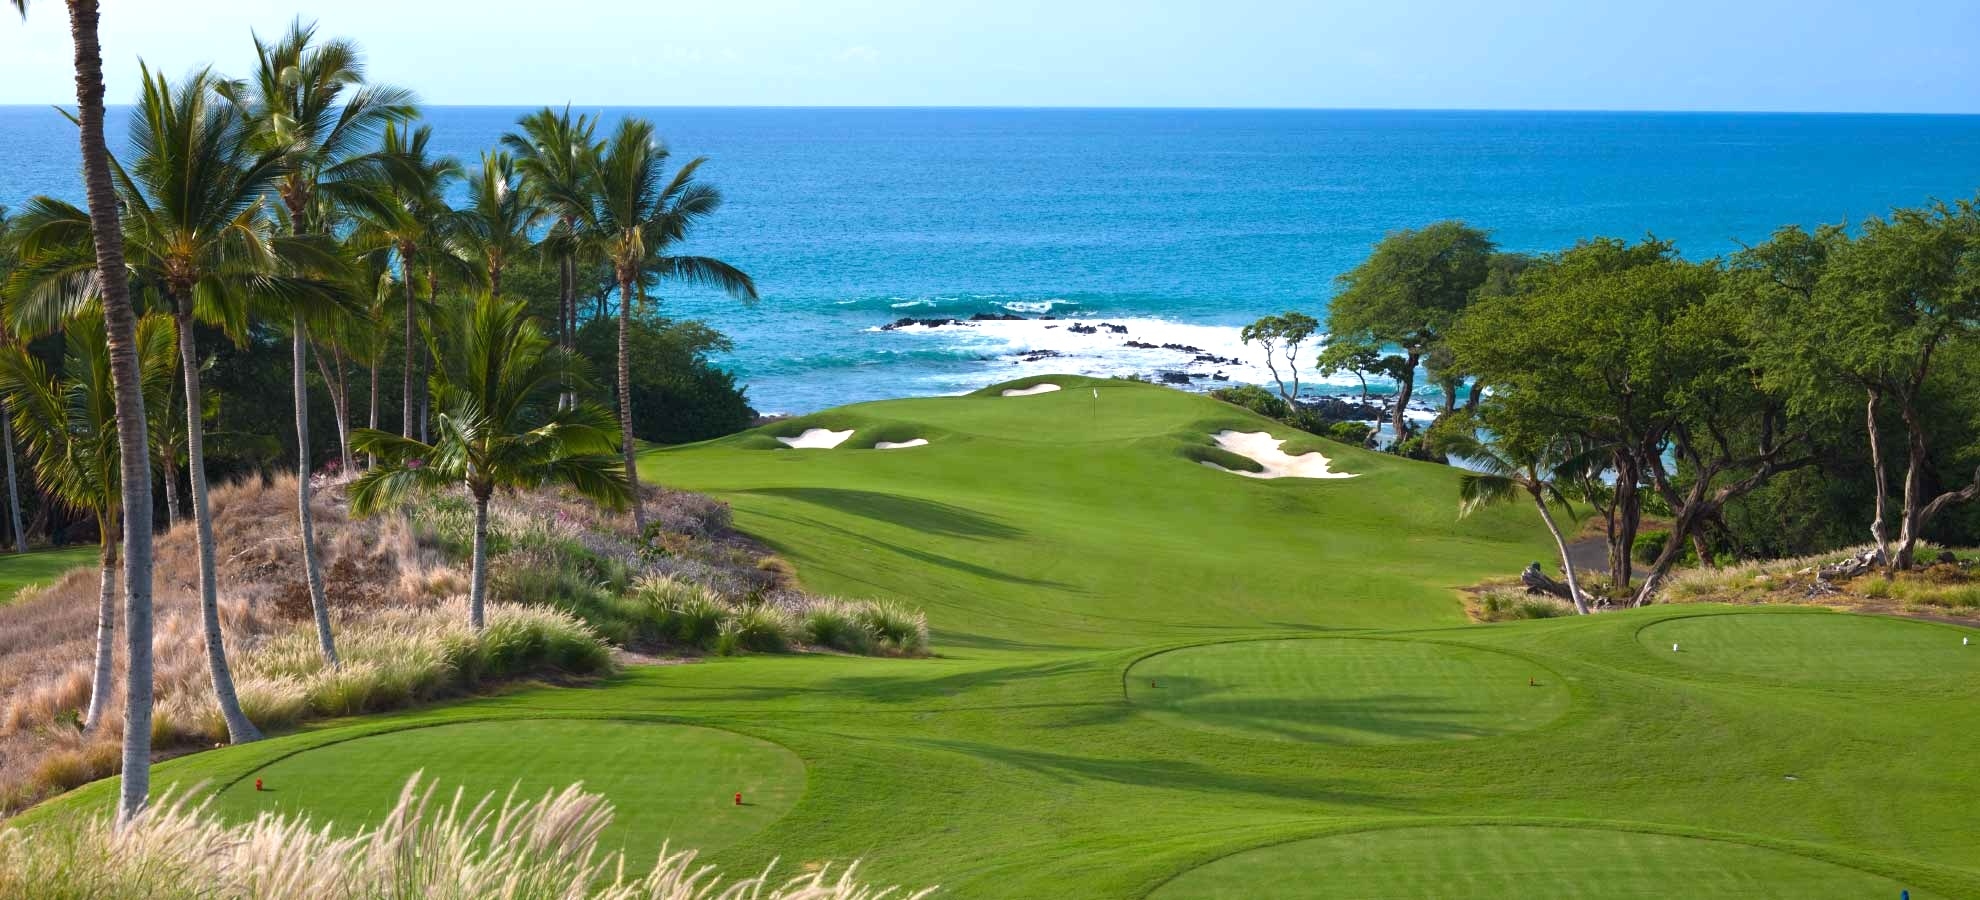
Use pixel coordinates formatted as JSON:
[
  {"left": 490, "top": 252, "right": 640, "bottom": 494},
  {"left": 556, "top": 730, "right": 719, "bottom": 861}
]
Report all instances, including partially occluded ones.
[
  {"left": 0, "top": 474, "right": 607, "bottom": 816},
  {"left": 0, "top": 772, "right": 933, "bottom": 899},
  {"left": 1660, "top": 543, "right": 1980, "bottom": 618}
]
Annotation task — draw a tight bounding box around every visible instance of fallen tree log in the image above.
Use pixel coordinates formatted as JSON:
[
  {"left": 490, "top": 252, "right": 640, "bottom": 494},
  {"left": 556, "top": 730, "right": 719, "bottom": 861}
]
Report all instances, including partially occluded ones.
[{"left": 1521, "top": 562, "right": 1573, "bottom": 600}]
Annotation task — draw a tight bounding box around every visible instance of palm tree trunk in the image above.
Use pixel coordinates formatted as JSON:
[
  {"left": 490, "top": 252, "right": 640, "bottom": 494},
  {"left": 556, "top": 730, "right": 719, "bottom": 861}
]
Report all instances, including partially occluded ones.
[
  {"left": 421, "top": 268, "right": 436, "bottom": 443},
  {"left": 401, "top": 254, "right": 417, "bottom": 439},
  {"left": 469, "top": 489, "right": 490, "bottom": 631},
  {"left": 1530, "top": 487, "right": 1589, "bottom": 615},
  {"left": 160, "top": 455, "right": 179, "bottom": 528},
  {"left": 3, "top": 401, "right": 27, "bottom": 553},
  {"left": 81, "top": 524, "right": 116, "bottom": 732},
  {"left": 616, "top": 277, "right": 647, "bottom": 533},
  {"left": 65, "top": 0, "right": 157, "bottom": 826},
  {"left": 177, "top": 309, "right": 260, "bottom": 743},
  {"left": 312, "top": 346, "right": 352, "bottom": 476},
  {"left": 367, "top": 354, "right": 379, "bottom": 470},
  {"left": 558, "top": 253, "right": 575, "bottom": 410},
  {"left": 292, "top": 317, "right": 339, "bottom": 667}
]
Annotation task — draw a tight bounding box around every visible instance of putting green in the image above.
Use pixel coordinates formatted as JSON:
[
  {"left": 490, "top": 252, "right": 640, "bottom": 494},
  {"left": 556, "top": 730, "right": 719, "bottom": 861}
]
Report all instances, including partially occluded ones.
[
  {"left": 1149, "top": 825, "right": 1935, "bottom": 899},
  {"left": 1638, "top": 613, "right": 1980, "bottom": 684},
  {"left": 1125, "top": 638, "right": 1569, "bottom": 745},
  {"left": 206, "top": 719, "right": 804, "bottom": 854}
]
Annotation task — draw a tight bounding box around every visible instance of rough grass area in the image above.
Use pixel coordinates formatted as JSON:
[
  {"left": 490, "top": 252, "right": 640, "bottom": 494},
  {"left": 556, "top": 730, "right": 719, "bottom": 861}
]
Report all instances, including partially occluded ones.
[
  {"left": 0, "top": 772, "right": 929, "bottom": 899},
  {"left": 1661, "top": 544, "right": 1980, "bottom": 620},
  {"left": 0, "top": 475, "right": 614, "bottom": 816}
]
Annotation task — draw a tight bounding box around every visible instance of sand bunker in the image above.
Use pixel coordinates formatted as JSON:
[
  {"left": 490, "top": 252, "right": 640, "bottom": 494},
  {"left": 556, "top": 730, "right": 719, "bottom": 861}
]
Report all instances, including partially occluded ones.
[
  {"left": 1203, "top": 430, "right": 1355, "bottom": 479},
  {"left": 777, "top": 428, "right": 855, "bottom": 449},
  {"left": 1001, "top": 383, "right": 1062, "bottom": 397},
  {"left": 873, "top": 439, "right": 929, "bottom": 450}
]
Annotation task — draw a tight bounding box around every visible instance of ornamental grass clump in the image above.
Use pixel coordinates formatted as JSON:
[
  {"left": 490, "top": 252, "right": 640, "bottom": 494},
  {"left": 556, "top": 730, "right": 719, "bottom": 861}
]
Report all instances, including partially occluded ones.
[{"left": 0, "top": 773, "right": 934, "bottom": 899}]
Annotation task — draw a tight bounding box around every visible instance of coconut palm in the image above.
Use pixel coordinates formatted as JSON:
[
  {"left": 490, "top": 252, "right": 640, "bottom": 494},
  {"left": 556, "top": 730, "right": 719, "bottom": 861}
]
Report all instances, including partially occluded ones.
[
  {"left": 0, "top": 312, "right": 175, "bottom": 732},
  {"left": 350, "top": 296, "right": 629, "bottom": 629},
  {"left": 230, "top": 20, "right": 415, "bottom": 668},
  {"left": 589, "top": 119, "right": 756, "bottom": 531},
  {"left": 0, "top": 206, "right": 29, "bottom": 554},
  {"left": 343, "top": 122, "right": 466, "bottom": 440},
  {"left": 502, "top": 106, "right": 601, "bottom": 406},
  {"left": 1443, "top": 423, "right": 1592, "bottom": 615},
  {"left": 9, "top": 0, "right": 163, "bottom": 825},
  {"left": 451, "top": 151, "right": 543, "bottom": 299}
]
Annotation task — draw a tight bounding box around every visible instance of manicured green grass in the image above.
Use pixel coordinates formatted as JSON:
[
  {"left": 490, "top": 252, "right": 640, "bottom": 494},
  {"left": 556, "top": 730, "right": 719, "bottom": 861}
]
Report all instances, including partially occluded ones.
[
  {"left": 0, "top": 546, "right": 94, "bottom": 606},
  {"left": 18, "top": 377, "right": 1980, "bottom": 898},
  {"left": 204, "top": 720, "right": 804, "bottom": 855},
  {"left": 1639, "top": 612, "right": 1980, "bottom": 685},
  {"left": 1148, "top": 825, "right": 1938, "bottom": 899},
  {"left": 1125, "top": 638, "right": 1570, "bottom": 745}
]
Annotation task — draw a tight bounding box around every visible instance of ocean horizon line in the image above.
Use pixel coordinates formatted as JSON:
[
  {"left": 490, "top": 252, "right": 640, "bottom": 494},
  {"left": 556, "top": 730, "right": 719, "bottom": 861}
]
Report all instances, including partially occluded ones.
[{"left": 4, "top": 102, "right": 1979, "bottom": 117}]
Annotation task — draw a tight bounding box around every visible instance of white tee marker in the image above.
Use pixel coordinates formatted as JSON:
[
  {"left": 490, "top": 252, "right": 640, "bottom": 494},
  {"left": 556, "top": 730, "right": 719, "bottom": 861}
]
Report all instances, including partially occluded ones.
[{"left": 1672, "top": 643, "right": 1680, "bottom": 653}]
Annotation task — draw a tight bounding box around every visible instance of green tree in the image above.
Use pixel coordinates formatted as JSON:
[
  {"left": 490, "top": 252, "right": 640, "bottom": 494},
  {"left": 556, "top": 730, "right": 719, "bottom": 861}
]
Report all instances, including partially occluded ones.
[
  {"left": 10, "top": 0, "right": 164, "bottom": 824},
  {"left": 350, "top": 296, "right": 629, "bottom": 629},
  {"left": 590, "top": 118, "right": 757, "bottom": 532},
  {"left": 1328, "top": 221, "right": 1494, "bottom": 443},
  {"left": 1746, "top": 204, "right": 1980, "bottom": 571},
  {"left": 1440, "top": 414, "right": 1592, "bottom": 614},
  {"left": 232, "top": 19, "right": 413, "bottom": 668},
  {"left": 1239, "top": 311, "right": 1318, "bottom": 410},
  {"left": 0, "top": 313, "right": 175, "bottom": 732},
  {"left": 573, "top": 314, "right": 754, "bottom": 444}
]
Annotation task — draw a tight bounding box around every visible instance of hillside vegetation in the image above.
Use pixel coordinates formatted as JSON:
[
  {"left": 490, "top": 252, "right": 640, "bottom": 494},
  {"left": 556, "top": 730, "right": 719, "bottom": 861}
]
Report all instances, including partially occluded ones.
[{"left": 15, "top": 377, "right": 1977, "bottom": 898}]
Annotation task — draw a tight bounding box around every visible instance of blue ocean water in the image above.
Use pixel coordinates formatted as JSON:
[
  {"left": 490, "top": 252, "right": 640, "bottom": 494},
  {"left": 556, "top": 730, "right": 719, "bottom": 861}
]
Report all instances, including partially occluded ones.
[{"left": 5, "top": 106, "right": 1980, "bottom": 413}]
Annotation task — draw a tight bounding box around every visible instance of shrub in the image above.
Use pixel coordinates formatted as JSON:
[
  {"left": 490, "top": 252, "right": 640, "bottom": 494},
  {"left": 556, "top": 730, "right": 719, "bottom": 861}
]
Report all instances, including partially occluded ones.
[
  {"left": 1326, "top": 421, "right": 1372, "bottom": 445},
  {"left": 854, "top": 601, "right": 930, "bottom": 655},
  {"left": 0, "top": 773, "right": 932, "bottom": 900},
  {"left": 718, "top": 605, "right": 799, "bottom": 655},
  {"left": 802, "top": 602, "right": 879, "bottom": 654},
  {"left": 1474, "top": 588, "right": 1574, "bottom": 622},
  {"left": 1210, "top": 384, "right": 1288, "bottom": 420}
]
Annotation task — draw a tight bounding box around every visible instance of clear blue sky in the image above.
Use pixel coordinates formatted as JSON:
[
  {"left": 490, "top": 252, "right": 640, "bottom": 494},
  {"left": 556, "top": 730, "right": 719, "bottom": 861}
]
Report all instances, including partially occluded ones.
[{"left": 3, "top": 0, "right": 1977, "bottom": 112}]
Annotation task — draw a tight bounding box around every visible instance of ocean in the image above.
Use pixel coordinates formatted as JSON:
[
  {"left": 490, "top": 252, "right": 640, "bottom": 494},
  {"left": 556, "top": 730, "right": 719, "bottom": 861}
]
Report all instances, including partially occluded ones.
[{"left": 5, "top": 106, "right": 1980, "bottom": 414}]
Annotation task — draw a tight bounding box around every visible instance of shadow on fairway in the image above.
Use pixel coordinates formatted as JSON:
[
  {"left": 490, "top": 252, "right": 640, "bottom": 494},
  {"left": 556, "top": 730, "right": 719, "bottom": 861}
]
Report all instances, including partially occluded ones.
[
  {"left": 1135, "top": 673, "right": 1538, "bottom": 744},
  {"left": 913, "top": 738, "right": 1420, "bottom": 811},
  {"left": 747, "top": 506, "right": 1077, "bottom": 591},
  {"left": 736, "top": 487, "right": 1024, "bottom": 540}
]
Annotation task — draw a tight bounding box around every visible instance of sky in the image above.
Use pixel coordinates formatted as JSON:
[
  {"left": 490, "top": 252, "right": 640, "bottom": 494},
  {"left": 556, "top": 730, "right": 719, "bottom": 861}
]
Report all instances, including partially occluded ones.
[{"left": 1, "top": 0, "right": 1977, "bottom": 112}]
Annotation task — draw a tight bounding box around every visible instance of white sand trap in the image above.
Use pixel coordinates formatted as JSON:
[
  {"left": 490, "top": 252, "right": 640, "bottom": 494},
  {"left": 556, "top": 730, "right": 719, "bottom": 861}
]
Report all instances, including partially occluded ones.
[
  {"left": 1203, "top": 430, "right": 1356, "bottom": 479},
  {"left": 873, "top": 439, "right": 929, "bottom": 450},
  {"left": 776, "top": 428, "right": 854, "bottom": 449},
  {"left": 1001, "top": 383, "right": 1061, "bottom": 397}
]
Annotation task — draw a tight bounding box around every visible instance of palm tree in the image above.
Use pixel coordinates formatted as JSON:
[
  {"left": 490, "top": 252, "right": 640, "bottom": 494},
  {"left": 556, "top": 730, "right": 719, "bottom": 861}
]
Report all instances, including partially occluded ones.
[
  {"left": 1444, "top": 424, "right": 1592, "bottom": 615},
  {"left": 231, "top": 19, "right": 414, "bottom": 668},
  {"left": 452, "top": 151, "right": 543, "bottom": 300},
  {"left": 590, "top": 119, "right": 756, "bottom": 531},
  {"left": 344, "top": 122, "right": 465, "bottom": 440},
  {"left": 351, "top": 296, "right": 629, "bottom": 629},
  {"left": 0, "top": 312, "right": 175, "bottom": 733},
  {"left": 0, "top": 206, "right": 30, "bottom": 554},
  {"left": 502, "top": 106, "right": 601, "bottom": 407},
  {"left": 9, "top": 0, "right": 162, "bottom": 825}
]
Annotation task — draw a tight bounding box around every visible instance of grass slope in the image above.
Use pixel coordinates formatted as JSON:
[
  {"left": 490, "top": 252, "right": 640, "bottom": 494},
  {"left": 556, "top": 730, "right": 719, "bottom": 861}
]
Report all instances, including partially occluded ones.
[
  {"left": 0, "top": 546, "right": 95, "bottom": 607},
  {"left": 16, "top": 377, "right": 1980, "bottom": 898}
]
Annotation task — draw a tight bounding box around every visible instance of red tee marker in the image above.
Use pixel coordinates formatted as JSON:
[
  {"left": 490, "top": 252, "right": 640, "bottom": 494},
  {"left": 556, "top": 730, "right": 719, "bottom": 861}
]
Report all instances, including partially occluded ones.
[
  {"left": 734, "top": 792, "right": 742, "bottom": 806},
  {"left": 254, "top": 778, "right": 264, "bottom": 792}
]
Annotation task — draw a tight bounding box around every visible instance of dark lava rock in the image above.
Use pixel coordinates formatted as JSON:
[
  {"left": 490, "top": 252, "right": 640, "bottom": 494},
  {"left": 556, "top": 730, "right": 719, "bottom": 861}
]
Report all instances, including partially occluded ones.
[
  {"left": 969, "top": 312, "right": 1025, "bottom": 322},
  {"left": 881, "top": 317, "right": 971, "bottom": 331},
  {"left": 1158, "top": 371, "right": 1193, "bottom": 385}
]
